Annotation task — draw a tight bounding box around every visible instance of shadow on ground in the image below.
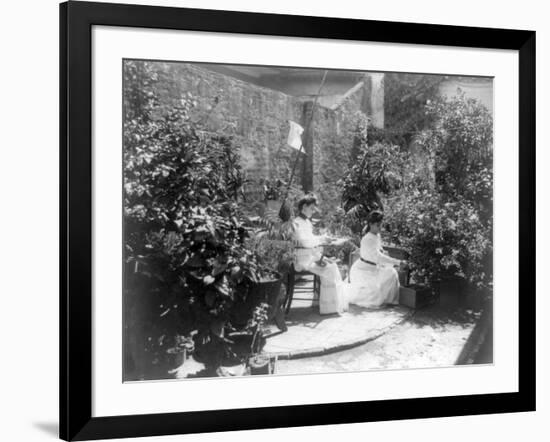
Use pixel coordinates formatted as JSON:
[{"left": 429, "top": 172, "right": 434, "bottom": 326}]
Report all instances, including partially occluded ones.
[
  {"left": 407, "top": 304, "right": 482, "bottom": 329},
  {"left": 33, "top": 422, "right": 58, "bottom": 438}
]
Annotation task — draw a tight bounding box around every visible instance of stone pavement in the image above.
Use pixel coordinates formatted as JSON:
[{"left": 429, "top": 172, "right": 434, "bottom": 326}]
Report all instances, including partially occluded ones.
[{"left": 263, "top": 295, "right": 412, "bottom": 359}]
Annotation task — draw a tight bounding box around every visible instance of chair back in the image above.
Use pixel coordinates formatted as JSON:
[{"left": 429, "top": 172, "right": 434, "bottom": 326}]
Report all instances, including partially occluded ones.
[{"left": 347, "top": 247, "right": 361, "bottom": 282}]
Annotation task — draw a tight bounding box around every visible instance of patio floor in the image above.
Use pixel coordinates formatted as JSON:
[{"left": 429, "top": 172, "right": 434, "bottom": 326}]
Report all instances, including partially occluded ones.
[{"left": 263, "top": 287, "right": 412, "bottom": 359}]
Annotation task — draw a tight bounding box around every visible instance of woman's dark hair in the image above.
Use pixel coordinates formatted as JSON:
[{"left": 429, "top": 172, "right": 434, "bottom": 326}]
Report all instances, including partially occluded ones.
[
  {"left": 363, "top": 210, "right": 384, "bottom": 234},
  {"left": 297, "top": 194, "right": 318, "bottom": 213}
]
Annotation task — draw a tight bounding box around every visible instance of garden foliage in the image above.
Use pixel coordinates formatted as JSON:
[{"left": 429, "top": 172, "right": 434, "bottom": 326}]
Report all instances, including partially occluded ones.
[
  {"left": 123, "top": 61, "right": 263, "bottom": 371},
  {"left": 386, "top": 92, "right": 493, "bottom": 290},
  {"left": 341, "top": 136, "right": 405, "bottom": 233},
  {"left": 342, "top": 88, "right": 493, "bottom": 292}
]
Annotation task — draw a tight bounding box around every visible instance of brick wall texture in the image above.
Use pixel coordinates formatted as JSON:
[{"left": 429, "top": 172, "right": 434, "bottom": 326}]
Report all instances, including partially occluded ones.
[{"left": 132, "top": 61, "right": 378, "bottom": 211}]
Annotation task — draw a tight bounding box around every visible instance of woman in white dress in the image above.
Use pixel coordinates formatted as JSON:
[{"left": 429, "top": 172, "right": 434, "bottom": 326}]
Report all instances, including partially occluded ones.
[
  {"left": 348, "top": 211, "right": 405, "bottom": 308},
  {"left": 292, "top": 194, "right": 348, "bottom": 315}
]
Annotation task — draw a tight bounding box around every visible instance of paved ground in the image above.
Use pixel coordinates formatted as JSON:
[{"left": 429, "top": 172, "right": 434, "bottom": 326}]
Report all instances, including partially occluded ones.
[
  {"left": 173, "top": 291, "right": 412, "bottom": 379},
  {"left": 263, "top": 304, "right": 411, "bottom": 358},
  {"left": 262, "top": 275, "right": 412, "bottom": 358},
  {"left": 174, "top": 304, "right": 481, "bottom": 378},
  {"left": 171, "top": 279, "right": 484, "bottom": 379},
  {"left": 275, "top": 305, "right": 481, "bottom": 375}
]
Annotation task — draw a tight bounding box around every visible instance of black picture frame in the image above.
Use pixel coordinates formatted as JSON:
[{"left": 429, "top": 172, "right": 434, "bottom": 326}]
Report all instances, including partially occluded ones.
[{"left": 60, "top": 1, "right": 536, "bottom": 440}]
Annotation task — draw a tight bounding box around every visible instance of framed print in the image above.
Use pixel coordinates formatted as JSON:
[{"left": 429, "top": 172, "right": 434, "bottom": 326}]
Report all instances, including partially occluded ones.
[{"left": 60, "top": 1, "right": 536, "bottom": 440}]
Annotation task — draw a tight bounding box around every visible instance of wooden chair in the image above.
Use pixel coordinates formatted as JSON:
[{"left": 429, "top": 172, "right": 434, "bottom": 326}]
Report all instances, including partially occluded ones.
[{"left": 284, "top": 264, "right": 321, "bottom": 314}]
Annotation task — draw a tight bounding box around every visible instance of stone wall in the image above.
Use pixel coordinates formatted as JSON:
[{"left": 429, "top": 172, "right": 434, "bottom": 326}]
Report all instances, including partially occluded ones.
[
  {"left": 132, "top": 61, "right": 372, "bottom": 212},
  {"left": 148, "top": 62, "right": 303, "bottom": 183},
  {"left": 311, "top": 76, "right": 373, "bottom": 216}
]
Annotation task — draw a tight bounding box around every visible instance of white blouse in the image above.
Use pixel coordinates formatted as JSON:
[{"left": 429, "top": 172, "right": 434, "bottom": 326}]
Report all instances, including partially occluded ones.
[
  {"left": 360, "top": 232, "right": 400, "bottom": 266},
  {"left": 292, "top": 216, "right": 322, "bottom": 248},
  {"left": 292, "top": 215, "right": 323, "bottom": 270}
]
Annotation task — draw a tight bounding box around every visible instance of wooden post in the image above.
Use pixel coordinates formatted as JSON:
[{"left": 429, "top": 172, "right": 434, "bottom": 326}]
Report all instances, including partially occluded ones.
[
  {"left": 301, "top": 101, "right": 314, "bottom": 193},
  {"left": 279, "top": 70, "right": 327, "bottom": 215}
]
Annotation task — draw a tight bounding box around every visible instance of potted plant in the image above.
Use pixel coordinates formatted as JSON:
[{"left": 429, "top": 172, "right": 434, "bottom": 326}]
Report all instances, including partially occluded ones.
[
  {"left": 165, "top": 334, "right": 195, "bottom": 369},
  {"left": 245, "top": 303, "right": 276, "bottom": 375},
  {"left": 231, "top": 234, "right": 292, "bottom": 331}
]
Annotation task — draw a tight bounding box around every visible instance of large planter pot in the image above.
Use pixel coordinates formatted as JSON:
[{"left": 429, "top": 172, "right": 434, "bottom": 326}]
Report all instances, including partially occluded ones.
[{"left": 232, "top": 273, "right": 284, "bottom": 329}]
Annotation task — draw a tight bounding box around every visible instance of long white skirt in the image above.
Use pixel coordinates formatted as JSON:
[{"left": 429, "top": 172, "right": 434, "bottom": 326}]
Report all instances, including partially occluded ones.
[
  {"left": 348, "top": 260, "right": 399, "bottom": 308},
  {"left": 295, "top": 249, "right": 348, "bottom": 315},
  {"left": 308, "top": 261, "right": 348, "bottom": 315}
]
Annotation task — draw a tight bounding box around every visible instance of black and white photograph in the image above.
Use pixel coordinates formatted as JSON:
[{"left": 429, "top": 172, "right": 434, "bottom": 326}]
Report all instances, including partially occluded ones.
[
  {"left": 1, "top": 0, "right": 544, "bottom": 440},
  {"left": 123, "top": 60, "right": 494, "bottom": 381}
]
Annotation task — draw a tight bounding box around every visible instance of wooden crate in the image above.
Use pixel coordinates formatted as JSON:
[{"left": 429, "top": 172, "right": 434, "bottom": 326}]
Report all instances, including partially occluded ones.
[{"left": 399, "top": 285, "right": 432, "bottom": 309}]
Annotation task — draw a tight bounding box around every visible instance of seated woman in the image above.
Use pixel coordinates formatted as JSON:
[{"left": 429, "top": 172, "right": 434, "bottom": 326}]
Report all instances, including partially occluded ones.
[
  {"left": 292, "top": 194, "right": 348, "bottom": 315},
  {"left": 348, "top": 211, "right": 405, "bottom": 308}
]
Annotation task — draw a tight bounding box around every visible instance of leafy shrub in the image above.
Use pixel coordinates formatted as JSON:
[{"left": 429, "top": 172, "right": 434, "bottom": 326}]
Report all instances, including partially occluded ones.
[
  {"left": 246, "top": 236, "right": 295, "bottom": 277},
  {"left": 123, "top": 61, "right": 262, "bottom": 371},
  {"left": 386, "top": 187, "right": 492, "bottom": 289},
  {"left": 415, "top": 92, "right": 493, "bottom": 203},
  {"left": 386, "top": 93, "right": 493, "bottom": 291},
  {"left": 369, "top": 73, "right": 444, "bottom": 148},
  {"left": 340, "top": 91, "right": 493, "bottom": 293},
  {"left": 341, "top": 140, "right": 405, "bottom": 233}
]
